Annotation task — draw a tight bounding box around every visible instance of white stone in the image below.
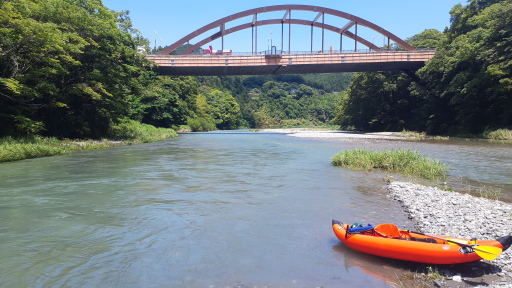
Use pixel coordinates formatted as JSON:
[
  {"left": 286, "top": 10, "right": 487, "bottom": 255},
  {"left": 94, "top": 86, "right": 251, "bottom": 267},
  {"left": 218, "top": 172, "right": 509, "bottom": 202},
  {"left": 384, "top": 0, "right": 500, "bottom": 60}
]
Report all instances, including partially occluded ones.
[{"left": 452, "top": 275, "right": 462, "bottom": 282}]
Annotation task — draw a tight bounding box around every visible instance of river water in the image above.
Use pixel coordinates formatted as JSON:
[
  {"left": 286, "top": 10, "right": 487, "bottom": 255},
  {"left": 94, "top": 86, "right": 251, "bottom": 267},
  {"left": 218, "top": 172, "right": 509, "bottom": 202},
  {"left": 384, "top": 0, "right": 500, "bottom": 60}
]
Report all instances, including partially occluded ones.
[{"left": 1, "top": 131, "right": 510, "bottom": 287}]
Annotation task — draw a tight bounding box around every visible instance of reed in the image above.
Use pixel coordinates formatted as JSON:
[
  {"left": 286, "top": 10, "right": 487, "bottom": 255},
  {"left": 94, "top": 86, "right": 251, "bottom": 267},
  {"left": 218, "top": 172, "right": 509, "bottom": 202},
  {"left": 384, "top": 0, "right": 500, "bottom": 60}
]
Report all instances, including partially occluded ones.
[
  {"left": 476, "top": 185, "right": 502, "bottom": 200},
  {"left": 0, "top": 136, "right": 67, "bottom": 162},
  {"left": 332, "top": 148, "right": 449, "bottom": 180}
]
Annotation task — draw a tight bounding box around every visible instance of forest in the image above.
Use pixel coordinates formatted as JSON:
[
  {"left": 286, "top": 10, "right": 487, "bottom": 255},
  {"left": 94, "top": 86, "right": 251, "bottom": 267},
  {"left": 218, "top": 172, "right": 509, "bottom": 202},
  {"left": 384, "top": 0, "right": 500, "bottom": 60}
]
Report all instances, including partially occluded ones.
[
  {"left": 1, "top": 0, "right": 511, "bottom": 140},
  {"left": 335, "top": 0, "right": 512, "bottom": 136}
]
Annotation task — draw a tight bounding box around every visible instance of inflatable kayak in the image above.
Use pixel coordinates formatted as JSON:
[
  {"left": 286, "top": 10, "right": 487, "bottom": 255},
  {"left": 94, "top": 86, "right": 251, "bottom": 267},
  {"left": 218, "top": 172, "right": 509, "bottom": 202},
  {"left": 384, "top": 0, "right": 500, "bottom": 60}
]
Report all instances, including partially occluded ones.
[{"left": 332, "top": 220, "right": 512, "bottom": 264}]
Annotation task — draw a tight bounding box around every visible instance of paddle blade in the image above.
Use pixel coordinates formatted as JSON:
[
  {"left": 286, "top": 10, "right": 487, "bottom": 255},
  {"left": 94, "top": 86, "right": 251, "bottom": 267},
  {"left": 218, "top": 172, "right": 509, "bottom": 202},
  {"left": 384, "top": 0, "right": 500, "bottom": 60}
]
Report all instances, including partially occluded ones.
[{"left": 473, "top": 246, "right": 502, "bottom": 261}]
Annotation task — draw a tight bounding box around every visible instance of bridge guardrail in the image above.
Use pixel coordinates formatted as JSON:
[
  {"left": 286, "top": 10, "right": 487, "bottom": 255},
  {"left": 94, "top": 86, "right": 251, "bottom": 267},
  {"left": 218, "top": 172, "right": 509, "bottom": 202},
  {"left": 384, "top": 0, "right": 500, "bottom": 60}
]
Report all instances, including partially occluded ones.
[
  {"left": 146, "top": 50, "right": 436, "bottom": 67},
  {"left": 148, "top": 48, "right": 436, "bottom": 57},
  {"left": 146, "top": 50, "right": 436, "bottom": 75}
]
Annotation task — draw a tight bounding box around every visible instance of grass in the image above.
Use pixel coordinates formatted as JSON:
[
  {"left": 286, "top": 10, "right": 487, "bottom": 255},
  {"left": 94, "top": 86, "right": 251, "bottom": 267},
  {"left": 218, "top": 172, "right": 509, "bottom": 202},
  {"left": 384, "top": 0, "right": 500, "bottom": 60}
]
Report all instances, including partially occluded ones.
[
  {"left": 475, "top": 185, "right": 502, "bottom": 200},
  {"left": 332, "top": 148, "right": 449, "bottom": 180},
  {"left": 443, "top": 176, "right": 504, "bottom": 200},
  {"left": 388, "top": 266, "right": 446, "bottom": 288},
  {"left": 0, "top": 120, "right": 178, "bottom": 163},
  {"left": 483, "top": 129, "right": 512, "bottom": 140},
  {"left": 0, "top": 136, "right": 68, "bottom": 162},
  {"left": 108, "top": 120, "right": 178, "bottom": 143},
  {"left": 400, "top": 130, "right": 450, "bottom": 140}
]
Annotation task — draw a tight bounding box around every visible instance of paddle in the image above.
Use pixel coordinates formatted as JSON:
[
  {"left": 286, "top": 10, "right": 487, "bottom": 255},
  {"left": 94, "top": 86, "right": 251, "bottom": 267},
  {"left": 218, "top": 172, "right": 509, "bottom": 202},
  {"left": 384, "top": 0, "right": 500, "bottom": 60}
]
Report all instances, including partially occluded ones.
[
  {"left": 409, "top": 231, "right": 503, "bottom": 261},
  {"left": 347, "top": 225, "right": 374, "bottom": 234}
]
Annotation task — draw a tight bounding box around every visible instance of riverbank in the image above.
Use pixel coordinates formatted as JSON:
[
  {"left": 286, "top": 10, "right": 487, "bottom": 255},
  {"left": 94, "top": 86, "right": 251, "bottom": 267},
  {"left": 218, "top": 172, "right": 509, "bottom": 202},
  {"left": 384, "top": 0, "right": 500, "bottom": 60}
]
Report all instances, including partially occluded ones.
[
  {"left": 257, "top": 127, "right": 512, "bottom": 142},
  {"left": 387, "top": 181, "right": 512, "bottom": 288},
  {"left": 0, "top": 121, "right": 177, "bottom": 162},
  {"left": 256, "top": 128, "right": 455, "bottom": 143}
]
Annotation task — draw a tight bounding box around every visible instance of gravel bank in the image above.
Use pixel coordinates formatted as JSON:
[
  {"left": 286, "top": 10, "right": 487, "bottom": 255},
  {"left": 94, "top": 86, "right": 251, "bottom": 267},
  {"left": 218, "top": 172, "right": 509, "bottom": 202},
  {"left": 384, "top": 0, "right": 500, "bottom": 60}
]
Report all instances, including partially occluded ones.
[
  {"left": 258, "top": 129, "right": 405, "bottom": 140},
  {"left": 387, "top": 181, "right": 512, "bottom": 287}
]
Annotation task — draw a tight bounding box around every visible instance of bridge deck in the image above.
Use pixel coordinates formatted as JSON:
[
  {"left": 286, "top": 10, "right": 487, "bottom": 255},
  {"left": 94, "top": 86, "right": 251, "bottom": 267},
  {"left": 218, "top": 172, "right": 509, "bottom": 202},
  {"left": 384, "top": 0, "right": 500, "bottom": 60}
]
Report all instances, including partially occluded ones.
[{"left": 146, "top": 50, "right": 435, "bottom": 76}]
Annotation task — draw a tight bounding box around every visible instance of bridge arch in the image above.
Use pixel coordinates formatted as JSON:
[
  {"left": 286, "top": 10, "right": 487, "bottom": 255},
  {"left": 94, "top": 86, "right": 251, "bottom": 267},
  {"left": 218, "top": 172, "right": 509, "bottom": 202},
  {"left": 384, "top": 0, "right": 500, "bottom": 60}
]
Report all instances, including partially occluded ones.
[{"left": 159, "top": 5, "right": 415, "bottom": 55}]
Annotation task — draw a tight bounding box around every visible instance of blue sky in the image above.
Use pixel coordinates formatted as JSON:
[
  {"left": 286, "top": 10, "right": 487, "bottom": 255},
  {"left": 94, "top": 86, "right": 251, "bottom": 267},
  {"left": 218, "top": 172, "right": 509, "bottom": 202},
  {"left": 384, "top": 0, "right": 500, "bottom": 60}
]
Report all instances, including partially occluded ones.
[{"left": 102, "top": 0, "right": 463, "bottom": 52}]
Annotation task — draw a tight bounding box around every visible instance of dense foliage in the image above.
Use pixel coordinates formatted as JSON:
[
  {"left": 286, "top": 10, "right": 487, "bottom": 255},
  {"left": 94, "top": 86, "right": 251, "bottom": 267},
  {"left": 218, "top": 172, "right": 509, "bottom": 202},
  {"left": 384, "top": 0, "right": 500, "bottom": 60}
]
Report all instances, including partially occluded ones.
[
  {"left": 3, "top": 0, "right": 509, "bottom": 139},
  {"left": 0, "top": 0, "right": 246, "bottom": 138},
  {"left": 0, "top": 0, "right": 146, "bottom": 138},
  {"left": 334, "top": 0, "right": 512, "bottom": 135},
  {"left": 197, "top": 74, "right": 352, "bottom": 128}
]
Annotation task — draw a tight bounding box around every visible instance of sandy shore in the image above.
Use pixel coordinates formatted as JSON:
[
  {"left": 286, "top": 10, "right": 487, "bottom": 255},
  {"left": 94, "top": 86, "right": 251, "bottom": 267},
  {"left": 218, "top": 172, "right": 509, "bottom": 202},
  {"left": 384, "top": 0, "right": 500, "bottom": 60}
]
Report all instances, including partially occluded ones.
[{"left": 257, "top": 128, "right": 407, "bottom": 140}]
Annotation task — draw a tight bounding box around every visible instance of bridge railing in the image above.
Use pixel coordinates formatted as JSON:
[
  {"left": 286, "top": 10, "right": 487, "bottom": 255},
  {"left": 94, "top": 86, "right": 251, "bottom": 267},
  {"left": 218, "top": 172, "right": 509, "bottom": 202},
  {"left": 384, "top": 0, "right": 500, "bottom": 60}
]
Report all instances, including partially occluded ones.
[
  {"left": 149, "top": 48, "right": 436, "bottom": 56},
  {"left": 146, "top": 50, "right": 437, "bottom": 69}
]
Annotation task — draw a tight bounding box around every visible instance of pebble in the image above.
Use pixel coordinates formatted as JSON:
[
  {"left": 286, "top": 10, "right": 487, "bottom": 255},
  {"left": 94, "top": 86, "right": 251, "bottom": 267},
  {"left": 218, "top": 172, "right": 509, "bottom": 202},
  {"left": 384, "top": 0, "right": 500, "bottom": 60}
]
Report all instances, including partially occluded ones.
[
  {"left": 453, "top": 275, "right": 462, "bottom": 282},
  {"left": 387, "top": 181, "right": 512, "bottom": 288}
]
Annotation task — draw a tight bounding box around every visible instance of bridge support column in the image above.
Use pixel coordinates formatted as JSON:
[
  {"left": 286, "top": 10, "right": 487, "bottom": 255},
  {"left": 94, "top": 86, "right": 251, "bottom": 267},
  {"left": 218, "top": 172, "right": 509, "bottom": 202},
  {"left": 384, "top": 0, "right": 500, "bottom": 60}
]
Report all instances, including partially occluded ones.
[
  {"left": 311, "top": 12, "right": 323, "bottom": 53},
  {"left": 281, "top": 22, "right": 284, "bottom": 53},
  {"left": 255, "top": 14, "right": 258, "bottom": 54},
  {"left": 354, "top": 22, "right": 358, "bottom": 52},
  {"left": 220, "top": 23, "right": 225, "bottom": 50},
  {"left": 281, "top": 10, "right": 290, "bottom": 54},
  {"left": 340, "top": 32, "right": 343, "bottom": 52},
  {"left": 288, "top": 10, "right": 291, "bottom": 54},
  {"left": 321, "top": 13, "right": 325, "bottom": 53},
  {"left": 310, "top": 25, "right": 313, "bottom": 53}
]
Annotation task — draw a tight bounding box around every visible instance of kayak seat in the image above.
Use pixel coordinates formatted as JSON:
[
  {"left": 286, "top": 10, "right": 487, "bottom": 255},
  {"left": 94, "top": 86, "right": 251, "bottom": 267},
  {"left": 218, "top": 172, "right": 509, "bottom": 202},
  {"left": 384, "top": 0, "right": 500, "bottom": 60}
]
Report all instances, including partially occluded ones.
[
  {"left": 374, "top": 223, "right": 401, "bottom": 238},
  {"left": 410, "top": 237, "right": 438, "bottom": 243}
]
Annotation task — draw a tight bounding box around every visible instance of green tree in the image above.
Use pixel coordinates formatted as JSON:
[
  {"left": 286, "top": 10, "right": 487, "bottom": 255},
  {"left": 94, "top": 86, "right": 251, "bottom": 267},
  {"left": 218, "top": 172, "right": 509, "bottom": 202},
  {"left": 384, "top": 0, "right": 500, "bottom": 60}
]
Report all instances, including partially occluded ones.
[
  {"left": 261, "top": 81, "right": 288, "bottom": 99},
  {"left": 332, "top": 28, "right": 446, "bottom": 132},
  {"left": 405, "top": 29, "right": 445, "bottom": 49},
  {"left": 197, "top": 86, "right": 242, "bottom": 130},
  {"left": 414, "top": 0, "right": 512, "bottom": 134},
  {"left": 135, "top": 75, "right": 198, "bottom": 128},
  {"left": 295, "top": 84, "right": 315, "bottom": 99},
  {"left": 333, "top": 71, "right": 418, "bottom": 131},
  {"left": 0, "top": 0, "right": 149, "bottom": 138}
]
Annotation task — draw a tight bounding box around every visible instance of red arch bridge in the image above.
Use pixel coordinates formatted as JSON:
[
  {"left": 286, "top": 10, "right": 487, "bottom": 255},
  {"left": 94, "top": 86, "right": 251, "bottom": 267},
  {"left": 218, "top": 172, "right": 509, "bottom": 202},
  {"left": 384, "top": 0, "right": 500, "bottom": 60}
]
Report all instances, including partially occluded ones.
[{"left": 146, "top": 5, "right": 435, "bottom": 76}]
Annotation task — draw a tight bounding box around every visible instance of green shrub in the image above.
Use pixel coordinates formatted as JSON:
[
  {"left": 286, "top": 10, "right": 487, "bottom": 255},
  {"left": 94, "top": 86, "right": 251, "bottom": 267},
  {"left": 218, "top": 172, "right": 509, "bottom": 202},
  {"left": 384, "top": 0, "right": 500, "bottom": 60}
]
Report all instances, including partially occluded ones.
[
  {"left": 332, "top": 148, "right": 449, "bottom": 180},
  {"left": 187, "top": 117, "right": 216, "bottom": 132},
  {"left": 174, "top": 125, "right": 192, "bottom": 132},
  {"left": 109, "top": 120, "right": 177, "bottom": 143},
  {"left": 483, "top": 129, "right": 512, "bottom": 140}
]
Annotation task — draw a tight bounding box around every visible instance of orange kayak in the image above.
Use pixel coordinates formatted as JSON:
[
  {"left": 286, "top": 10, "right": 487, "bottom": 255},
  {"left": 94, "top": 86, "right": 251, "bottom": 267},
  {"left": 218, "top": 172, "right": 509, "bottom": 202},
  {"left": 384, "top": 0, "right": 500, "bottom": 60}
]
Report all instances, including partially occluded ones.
[{"left": 332, "top": 220, "right": 512, "bottom": 264}]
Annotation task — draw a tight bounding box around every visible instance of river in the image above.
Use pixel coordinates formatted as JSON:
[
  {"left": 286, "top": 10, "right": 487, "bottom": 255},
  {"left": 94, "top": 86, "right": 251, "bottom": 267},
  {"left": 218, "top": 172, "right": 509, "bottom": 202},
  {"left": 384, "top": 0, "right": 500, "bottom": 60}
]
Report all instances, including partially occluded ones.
[{"left": 1, "top": 131, "right": 510, "bottom": 287}]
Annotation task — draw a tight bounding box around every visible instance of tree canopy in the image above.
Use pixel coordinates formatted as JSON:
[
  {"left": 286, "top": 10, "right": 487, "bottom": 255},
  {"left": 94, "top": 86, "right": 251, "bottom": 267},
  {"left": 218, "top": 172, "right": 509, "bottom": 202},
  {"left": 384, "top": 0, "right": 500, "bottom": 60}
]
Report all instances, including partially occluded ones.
[
  {"left": 333, "top": 0, "right": 512, "bottom": 135},
  {"left": 3, "top": 0, "right": 510, "bottom": 138},
  {"left": 0, "top": 0, "right": 148, "bottom": 138}
]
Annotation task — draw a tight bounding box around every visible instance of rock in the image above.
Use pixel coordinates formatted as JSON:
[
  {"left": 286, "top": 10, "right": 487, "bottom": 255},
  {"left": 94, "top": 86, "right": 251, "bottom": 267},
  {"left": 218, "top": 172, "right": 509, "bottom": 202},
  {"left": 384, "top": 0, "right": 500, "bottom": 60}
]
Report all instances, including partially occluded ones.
[
  {"left": 387, "top": 181, "right": 512, "bottom": 288},
  {"left": 453, "top": 275, "right": 462, "bottom": 282}
]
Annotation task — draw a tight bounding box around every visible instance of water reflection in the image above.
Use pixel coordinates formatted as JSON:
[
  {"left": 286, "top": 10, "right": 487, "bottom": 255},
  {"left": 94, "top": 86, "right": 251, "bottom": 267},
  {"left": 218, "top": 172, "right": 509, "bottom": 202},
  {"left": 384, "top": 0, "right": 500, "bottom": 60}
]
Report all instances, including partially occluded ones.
[{"left": 333, "top": 244, "right": 397, "bottom": 286}]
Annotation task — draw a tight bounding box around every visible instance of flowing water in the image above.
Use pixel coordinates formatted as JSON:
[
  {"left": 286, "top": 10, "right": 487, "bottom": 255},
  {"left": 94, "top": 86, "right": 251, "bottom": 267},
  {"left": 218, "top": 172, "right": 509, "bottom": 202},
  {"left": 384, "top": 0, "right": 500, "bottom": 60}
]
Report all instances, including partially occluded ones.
[{"left": 1, "top": 131, "right": 511, "bottom": 287}]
